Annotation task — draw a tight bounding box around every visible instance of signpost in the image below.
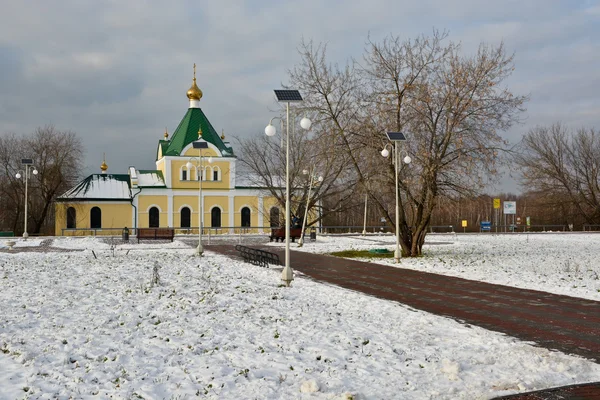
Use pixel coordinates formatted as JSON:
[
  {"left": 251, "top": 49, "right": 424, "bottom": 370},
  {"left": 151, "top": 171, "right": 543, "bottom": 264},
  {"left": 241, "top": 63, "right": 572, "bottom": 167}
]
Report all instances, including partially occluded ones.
[
  {"left": 493, "top": 198, "right": 500, "bottom": 232},
  {"left": 461, "top": 219, "right": 467, "bottom": 233},
  {"left": 504, "top": 201, "right": 516, "bottom": 232},
  {"left": 480, "top": 221, "right": 491, "bottom": 232}
]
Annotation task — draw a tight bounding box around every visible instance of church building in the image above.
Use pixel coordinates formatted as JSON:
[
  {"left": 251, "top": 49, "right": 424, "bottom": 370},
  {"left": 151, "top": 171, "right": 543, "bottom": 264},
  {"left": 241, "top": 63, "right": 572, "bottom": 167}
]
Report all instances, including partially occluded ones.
[{"left": 54, "top": 67, "right": 280, "bottom": 235}]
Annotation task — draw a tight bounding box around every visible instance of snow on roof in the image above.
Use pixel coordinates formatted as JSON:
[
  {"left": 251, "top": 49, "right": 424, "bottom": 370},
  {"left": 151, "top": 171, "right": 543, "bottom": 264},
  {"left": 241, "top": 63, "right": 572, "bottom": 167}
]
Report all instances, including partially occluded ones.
[
  {"left": 137, "top": 170, "right": 166, "bottom": 187},
  {"left": 58, "top": 174, "right": 131, "bottom": 201}
]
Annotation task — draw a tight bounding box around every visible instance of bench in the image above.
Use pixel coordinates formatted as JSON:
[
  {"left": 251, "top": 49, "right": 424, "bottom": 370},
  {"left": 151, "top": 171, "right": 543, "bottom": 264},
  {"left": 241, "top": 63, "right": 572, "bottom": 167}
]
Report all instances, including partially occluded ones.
[
  {"left": 235, "top": 245, "right": 281, "bottom": 267},
  {"left": 269, "top": 227, "right": 303, "bottom": 242},
  {"left": 137, "top": 228, "right": 175, "bottom": 243},
  {"left": 0, "top": 231, "right": 14, "bottom": 237}
]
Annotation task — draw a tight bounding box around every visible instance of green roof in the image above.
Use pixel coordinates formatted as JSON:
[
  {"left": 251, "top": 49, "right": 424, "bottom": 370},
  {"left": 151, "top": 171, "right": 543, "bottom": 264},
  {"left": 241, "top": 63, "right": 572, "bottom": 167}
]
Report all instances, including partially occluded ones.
[
  {"left": 157, "top": 140, "right": 170, "bottom": 160},
  {"left": 162, "top": 108, "right": 234, "bottom": 158}
]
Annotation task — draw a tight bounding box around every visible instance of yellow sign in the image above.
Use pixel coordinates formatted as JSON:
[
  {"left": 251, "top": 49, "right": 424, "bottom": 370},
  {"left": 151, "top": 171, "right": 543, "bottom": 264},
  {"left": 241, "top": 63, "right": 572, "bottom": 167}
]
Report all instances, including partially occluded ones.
[
  {"left": 461, "top": 220, "right": 467, "bottom": 228},
  {"left": 493, "top": 198, "right": 500, "bottom": 209}
]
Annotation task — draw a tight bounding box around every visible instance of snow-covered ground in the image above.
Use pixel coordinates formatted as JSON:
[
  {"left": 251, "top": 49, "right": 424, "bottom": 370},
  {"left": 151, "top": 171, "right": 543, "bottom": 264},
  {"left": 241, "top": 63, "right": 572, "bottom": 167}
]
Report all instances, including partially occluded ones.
[
  {"left": 285, "top": 232, "right": 600, "bottom": 301},
  {"left": 0, "top": 233, "right": 599, "bottom": 399}
]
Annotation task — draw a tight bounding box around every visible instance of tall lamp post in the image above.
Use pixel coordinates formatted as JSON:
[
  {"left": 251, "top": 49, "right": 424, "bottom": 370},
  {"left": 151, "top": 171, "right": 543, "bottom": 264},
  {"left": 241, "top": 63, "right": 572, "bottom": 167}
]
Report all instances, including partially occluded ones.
[
  {"left": 15, "top": 158, "right": 38, "bottom": 240},
  {"left": 381, "top": 132, "right": 411, "bottom": 263},
  {"left": 265, "top": 89, "right": 311, "bottom": 286},
  {"left": 298, "top": 168, "right": 323, "bottom": 247},
  {"left": 362, "top": 181, "right": 369, "bottom": 236},
  {"left": 186, "top": 137, "right": 209, "bottom": 256}
]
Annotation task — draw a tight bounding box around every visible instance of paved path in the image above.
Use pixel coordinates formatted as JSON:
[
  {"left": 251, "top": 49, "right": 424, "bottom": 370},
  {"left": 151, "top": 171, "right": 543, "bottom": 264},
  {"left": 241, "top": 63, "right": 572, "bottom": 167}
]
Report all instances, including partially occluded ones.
[{"left": 207, "top": 244, "right": 600, "bottom": 399}]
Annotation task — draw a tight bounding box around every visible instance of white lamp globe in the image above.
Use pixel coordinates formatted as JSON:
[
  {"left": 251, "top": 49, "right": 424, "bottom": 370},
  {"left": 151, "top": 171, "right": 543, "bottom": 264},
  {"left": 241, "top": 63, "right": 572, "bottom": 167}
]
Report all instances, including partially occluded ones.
[
  {"left": 186, "top": 161, "right": 193, "bottom": 170},
  {"left": 381, "top": 148, "right": 390, "bottom": 158},
  {"left": 318, "top": 176, "right": 324, "bottom": 182},
  {"left": 302, "top": 169, "right": 309, "bottom": 175},
  {"left": 208, "top": 156, "right": 213, "bottom": 164},
  {"left": 300, "top": 117, "right": 312, "bottom": 130},
  {"left": 32, "top": 169, "right": 38, "bottom": 175},
  {"left": 15, "top": 173, "right": 21, "bottom": 179},
  {"left": 403, "top": 155, "right": 412, "bottom": 164},
  {"left": 265, "top": 124, "right": 276, "bottom": 137}
]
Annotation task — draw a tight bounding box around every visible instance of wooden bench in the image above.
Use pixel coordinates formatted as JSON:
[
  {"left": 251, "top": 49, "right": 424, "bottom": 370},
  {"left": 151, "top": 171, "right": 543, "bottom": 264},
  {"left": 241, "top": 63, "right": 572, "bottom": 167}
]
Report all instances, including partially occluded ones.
[
  {"left": 269, "top": 227, "right": 303, "bottom": 242},
  {"left": 137, "top": 228, "right": 175, "bottom": 243}
]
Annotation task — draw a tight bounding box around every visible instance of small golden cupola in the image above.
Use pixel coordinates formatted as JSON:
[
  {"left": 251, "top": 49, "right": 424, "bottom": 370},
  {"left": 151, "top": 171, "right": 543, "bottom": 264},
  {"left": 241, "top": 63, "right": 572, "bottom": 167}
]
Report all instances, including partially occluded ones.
[
  {"left": 221, "top": 129, "right": 225, "bottom": 140},
  {"left": 164, "top": 127, "right": 169, "bottom": 140},
  {"left": 100, "top": 153, "right": 108, "bottom": 174},
  {"left": 186, "top": 63, "right": 203, "bottom": 107}
]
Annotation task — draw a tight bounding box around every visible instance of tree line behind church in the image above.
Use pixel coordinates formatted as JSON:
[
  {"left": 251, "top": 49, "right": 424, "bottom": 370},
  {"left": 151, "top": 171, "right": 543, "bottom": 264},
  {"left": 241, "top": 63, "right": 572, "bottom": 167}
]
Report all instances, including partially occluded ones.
[{"left": 0, "top": 126, "right": 83, "bottom": 235}]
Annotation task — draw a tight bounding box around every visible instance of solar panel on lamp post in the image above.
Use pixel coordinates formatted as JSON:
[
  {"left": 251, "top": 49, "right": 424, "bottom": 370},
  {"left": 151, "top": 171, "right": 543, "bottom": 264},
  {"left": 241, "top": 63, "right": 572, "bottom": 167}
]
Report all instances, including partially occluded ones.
[
  {"left": 15, "top": 158, "right": 38, "bottom": 240},
  {"left": 265, "top": 90, "right": 311, "bottom": 286},
  {"left": 381, "top": 132, "right": 411, "bottom": 263}
]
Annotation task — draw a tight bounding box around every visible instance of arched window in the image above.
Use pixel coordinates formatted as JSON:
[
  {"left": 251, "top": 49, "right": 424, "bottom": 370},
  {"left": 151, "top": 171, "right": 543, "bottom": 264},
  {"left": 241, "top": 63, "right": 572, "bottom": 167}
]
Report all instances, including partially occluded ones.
[
  {"left": 181, "top": 165, "right": 188, "bottom": 181},
  {"left": 149, "top": 207, "right": 159, "bottom": 228},
  {"left": 211, "top": 207, "right": 221, "bottom": 228},
  {"left": 90, "top": 207, "right": 102, "bottom": 229},
  {"left": 213, "top": 166, "right": 221, "bottom": 181},
  {"left": 67, "top": 207, "right": 76, "bottom": 229},
  {"left": 270, "top": 207, "right": 280, "bottom": 227},
  {"left": 241, "top": 207, "right": 251, "bottom": 227},
  {"left": 180, "top": 207, "right": 191, "bottom": 228}
]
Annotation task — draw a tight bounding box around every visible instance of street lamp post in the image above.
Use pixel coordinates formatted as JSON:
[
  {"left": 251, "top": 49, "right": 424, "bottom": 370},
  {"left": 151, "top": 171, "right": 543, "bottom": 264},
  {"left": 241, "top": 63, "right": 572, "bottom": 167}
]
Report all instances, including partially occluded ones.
[
  {"left": 362, "top": 182, "right": 369, "bottom": 236},
  {"left": 265, "top": 90, "right": 311, "bottom": 286},
  {"left": 298, "top": 168, "right": 323, "bottom": 247},
  {"left": 187, "top": 138, "right": 209, "bottom": 256},
  {"left": 381, "top": 132, "right": 411, "bottom": 263},
  {"left": 15, "top": 158, "right": 38, "bottom": 240}
]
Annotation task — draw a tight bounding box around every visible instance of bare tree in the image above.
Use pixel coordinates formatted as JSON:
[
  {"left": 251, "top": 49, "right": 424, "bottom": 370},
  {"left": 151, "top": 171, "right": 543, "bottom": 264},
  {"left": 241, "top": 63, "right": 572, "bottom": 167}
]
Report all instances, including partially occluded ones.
[
  {"left": 514, "top": 123, "right": 600, "bottom": 225},
  {"left": 235, "top": 119, "right": 355, "bottom": 227},
  {"left": 0, "top": 125, "right": 84, "bottom": 235},
  {"left": 289, "top": 31, "right": 527, "bottom": 255}
]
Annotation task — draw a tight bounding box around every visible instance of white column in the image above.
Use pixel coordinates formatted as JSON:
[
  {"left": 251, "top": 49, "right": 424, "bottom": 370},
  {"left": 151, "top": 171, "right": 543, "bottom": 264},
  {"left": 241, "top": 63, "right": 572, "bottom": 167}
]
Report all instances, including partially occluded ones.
[
  {"left": 167, "top": 192, "right": 173, "bottom": 227},
  {"left": 258, "top": 196, "right": 264, "bottom": 233},
  {"left": 228, "top": 195, "right": 235, "bottom": 233}
]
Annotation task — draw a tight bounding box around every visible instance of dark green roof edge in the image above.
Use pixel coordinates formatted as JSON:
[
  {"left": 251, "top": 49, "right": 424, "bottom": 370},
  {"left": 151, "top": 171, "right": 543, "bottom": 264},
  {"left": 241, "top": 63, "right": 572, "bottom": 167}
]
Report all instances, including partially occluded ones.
[{"left": 163, "top": 108, "right": 234, "bottom": 157}]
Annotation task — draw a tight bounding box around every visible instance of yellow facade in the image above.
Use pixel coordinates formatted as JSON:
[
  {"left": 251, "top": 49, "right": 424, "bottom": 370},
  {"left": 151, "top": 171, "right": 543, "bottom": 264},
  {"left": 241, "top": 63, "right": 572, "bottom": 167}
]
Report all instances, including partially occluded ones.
[{"left": 55, "top": 202, "right": 132, "bottom": 236}]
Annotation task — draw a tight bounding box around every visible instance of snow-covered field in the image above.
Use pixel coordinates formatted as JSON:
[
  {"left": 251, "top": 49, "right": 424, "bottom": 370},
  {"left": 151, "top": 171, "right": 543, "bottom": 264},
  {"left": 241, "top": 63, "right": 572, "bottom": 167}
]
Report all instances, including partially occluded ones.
[
  {"left": 287, "top": 232, "right": 600, "bottom": 301},
  {"left": 0, "top": 233, "right": 599, "bottom": 399}
]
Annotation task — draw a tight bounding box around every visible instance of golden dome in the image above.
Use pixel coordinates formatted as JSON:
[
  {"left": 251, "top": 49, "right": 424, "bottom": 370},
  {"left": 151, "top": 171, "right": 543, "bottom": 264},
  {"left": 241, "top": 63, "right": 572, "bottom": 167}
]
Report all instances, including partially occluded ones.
[
  {"left": 100, "top": 154, "right": 108, "bottom": 172},
  {"left": 186, "top": 63, "right": 203, "bottom": 101},
  {"left": 164, "top": 128, "right": 169, "bottom": 139},
  {"left": 221, "top": 129, "right": 225, "bottom": 140}
]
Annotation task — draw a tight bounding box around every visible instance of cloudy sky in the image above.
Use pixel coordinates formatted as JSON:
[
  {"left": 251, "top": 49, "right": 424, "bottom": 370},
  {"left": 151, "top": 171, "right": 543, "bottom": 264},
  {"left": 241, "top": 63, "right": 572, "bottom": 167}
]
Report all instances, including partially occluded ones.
[{"left": 1, "top": 1, "right": 598, "bottom": 192}]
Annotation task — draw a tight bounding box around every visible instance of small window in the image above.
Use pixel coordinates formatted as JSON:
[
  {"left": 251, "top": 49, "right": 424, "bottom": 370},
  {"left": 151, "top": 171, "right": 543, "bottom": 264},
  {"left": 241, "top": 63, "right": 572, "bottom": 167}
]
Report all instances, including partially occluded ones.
[
  {"left": 67, "top": 207, "right": 76, "bottom": 229},
  {"left": 241, "top": 207, "right": 251, "bottom": 227},
  {"left": 211, "top": 207, "right": 221, "bottom": 228},
  {"left": 213, "top": 170, "right": 219, "bottom": 181},
  {"left": 181, "top": 207, "right": 191, "bottom": 228},
  {"left": 90, "top": 207, "right": 101, "bottom": 229},
  {"left": 270, "top": 207, "right": 280, "bottom": 227},
  {"left": 149, "top": 207, "right": 159, "bottom": 228}
]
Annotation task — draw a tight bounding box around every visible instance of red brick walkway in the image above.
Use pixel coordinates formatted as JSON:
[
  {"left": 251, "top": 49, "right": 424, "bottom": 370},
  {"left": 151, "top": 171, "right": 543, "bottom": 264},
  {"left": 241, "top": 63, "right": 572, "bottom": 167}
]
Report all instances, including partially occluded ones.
[{"left": 207, "top": 244, "right": 600, "bottom": 400}]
